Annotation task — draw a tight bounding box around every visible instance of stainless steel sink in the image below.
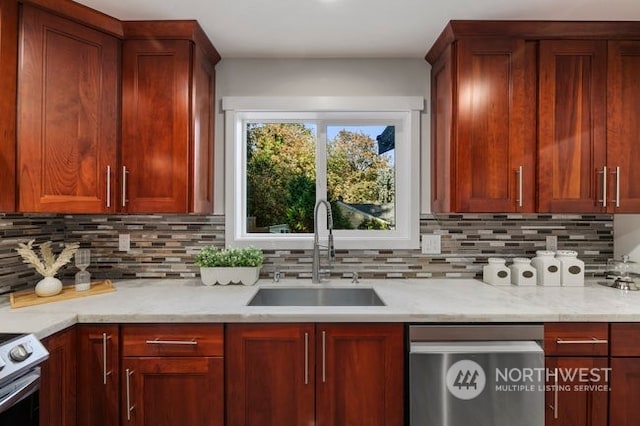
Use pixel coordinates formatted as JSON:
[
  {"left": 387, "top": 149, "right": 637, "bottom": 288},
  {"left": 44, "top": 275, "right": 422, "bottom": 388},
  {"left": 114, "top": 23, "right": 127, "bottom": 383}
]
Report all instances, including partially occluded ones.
[{"left": 247, "top": 287, "right": 385, "bottom": 306}]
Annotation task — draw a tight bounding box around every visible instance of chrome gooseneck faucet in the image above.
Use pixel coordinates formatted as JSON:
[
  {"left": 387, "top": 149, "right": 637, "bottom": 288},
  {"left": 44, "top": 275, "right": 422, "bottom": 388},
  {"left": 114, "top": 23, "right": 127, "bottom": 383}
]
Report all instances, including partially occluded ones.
[{"left": 312, "top": 199, "right": 335, "bottom": 283}]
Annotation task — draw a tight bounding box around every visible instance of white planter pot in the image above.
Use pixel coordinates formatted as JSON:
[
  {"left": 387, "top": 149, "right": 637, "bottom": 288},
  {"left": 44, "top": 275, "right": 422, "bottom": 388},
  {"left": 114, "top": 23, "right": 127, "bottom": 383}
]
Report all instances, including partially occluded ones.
[
  {"left": 35, "top": 276, "right": 63, "bottom": 297},
  {"left": 200, "top": 267, "right": 261, "bottom": 286}
]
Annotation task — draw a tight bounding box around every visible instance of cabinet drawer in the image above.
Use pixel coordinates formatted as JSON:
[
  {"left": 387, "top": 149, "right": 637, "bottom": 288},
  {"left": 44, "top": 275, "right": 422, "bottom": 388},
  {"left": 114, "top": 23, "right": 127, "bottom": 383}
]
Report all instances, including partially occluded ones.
[
  {"left": 122, "top": 324, "right": 223, "bottom": 357},
  {"left": 544, "top": 323, "right": 608, "bottom": 356},
  {"left": 611, "top": 323, "right": 640, "bottom": 356}
]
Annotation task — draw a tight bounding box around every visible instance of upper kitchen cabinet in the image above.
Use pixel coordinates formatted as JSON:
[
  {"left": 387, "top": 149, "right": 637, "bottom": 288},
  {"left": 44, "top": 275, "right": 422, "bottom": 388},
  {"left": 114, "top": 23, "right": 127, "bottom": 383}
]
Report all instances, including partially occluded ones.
[
  {"left": 427, "top": 21, "right": 640, "bottom": 214},
  {"left": 537, "top": 40, "right": 607, "bottom": 213},
  {"left": 427, "top": 32, "right": 536, "bottom": 213},
  {"left": 606, "top": 41, "right": 640, "bottom": 212},
  {"left": 0, "top": 0, "right": 18, "bottom": 212},
  {"left": 538, "top": 39, "right": 640, "bottom": 213},
  {"left": 121, "top": 21, "right": 219, "bottom": 213},
  {"left": 17, "top": 4, "right": 119, "bottom": 213}
]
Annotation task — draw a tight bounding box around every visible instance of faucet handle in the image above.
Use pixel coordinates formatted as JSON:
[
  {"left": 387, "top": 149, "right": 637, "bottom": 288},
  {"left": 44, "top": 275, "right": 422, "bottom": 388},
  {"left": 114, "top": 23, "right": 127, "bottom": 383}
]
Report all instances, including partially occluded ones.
[
  {"left": 273, "top": 271, "right": 282, "bottom": 283},
  {"left": 351, "top": 272, "right": 359, "bottom": 284}
]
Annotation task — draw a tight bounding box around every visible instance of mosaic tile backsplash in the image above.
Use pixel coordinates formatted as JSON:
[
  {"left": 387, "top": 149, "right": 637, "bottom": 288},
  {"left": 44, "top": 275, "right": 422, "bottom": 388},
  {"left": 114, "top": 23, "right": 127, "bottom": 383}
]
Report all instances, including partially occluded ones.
[
  {"left": 0, "top": 213, "right": 612, "bottom": 293},
  {"left": 0, "top": 214, "right": 65, "bottom": 294}
]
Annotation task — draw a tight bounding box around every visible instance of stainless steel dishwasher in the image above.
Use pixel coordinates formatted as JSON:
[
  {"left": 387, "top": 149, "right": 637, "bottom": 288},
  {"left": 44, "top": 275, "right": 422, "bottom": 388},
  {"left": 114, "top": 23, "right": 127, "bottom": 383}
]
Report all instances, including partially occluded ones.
[{"left": 409, "top": 325, "right": 545, "bottom": 426}]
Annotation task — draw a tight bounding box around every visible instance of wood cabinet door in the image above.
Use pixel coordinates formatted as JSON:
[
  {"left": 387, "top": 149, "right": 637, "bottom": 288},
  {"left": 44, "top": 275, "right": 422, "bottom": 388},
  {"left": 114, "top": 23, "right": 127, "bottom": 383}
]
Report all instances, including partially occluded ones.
[
  {"left": 538, "top": 40, "right": 607, "bottom": 212},
  {"left": 544, "top": 357, "right": 607, "bottom": 426},
  {"left": 121, "top": 39, "right": 191, "bottom": 213},
  {"left": 0, "top": 0, "right": 18, "bottom": 212},
  {"left": 225, "top": 323, "right": 315, "bottom": 426},
  {"left": 40, "top": 327, "right": 77, "bottom": 426},
  {"left": 76, "top": 325, "right": 119, "bottom": 426},
  {"left": 454, "top": 38, "right": 534, "bottom": 212},
  {"left": 430, "top": 44, "right": 454, "bottom": 213},
  {"left": 610, "top": 323, "right": 640, "bottom": 356},
  {"left": 610, "top": 358, "right": 640, "bottom": 426},
  {"left": 607, "top": 40, "right": 640, "bottom": 212},
  {"left": 17, "top": 5, "right": 118, "bottom": 213},
  {"left": 190, "top": 43, "right": 215, "bottom": 213},
  {"left": 316, "top": 323, "right": 404, "bottom": 426},
  {"left": 122, "top": 357, "right": 223, "bottom": 426}
]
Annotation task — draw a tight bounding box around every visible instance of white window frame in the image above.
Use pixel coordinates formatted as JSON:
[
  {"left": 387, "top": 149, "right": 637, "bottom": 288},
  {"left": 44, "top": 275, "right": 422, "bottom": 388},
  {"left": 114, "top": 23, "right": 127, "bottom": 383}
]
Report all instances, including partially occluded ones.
[{"left": 223, "top": 96, "right": 423, "bottom": 250}]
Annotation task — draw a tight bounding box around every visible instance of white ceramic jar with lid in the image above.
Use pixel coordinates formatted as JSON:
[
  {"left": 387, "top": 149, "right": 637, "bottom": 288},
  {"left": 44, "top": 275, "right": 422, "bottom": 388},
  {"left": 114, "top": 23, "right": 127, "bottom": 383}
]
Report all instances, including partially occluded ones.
[
  {"left": 483, "top": 258, "right": 511, "bottom": 286},
  {"left": 509, "top": 257, "right": 537, "bottom": 286},
  {"left": 531, "top": 250, "right": 561, "bottom": 286},
  {"left": 556, "top": 250, "right": 584, "bottom": 286}
]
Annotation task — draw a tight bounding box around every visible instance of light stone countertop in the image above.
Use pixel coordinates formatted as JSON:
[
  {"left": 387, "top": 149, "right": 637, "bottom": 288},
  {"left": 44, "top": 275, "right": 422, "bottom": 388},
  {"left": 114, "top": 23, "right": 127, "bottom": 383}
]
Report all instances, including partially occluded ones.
[{"left": 0, "top": 278, "right": 639, "bottom": 338}]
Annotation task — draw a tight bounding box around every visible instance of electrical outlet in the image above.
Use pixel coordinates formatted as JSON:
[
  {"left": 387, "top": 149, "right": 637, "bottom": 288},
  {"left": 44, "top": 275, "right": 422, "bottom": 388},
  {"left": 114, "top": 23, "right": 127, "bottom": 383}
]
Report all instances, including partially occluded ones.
[
  {"left": 119, "top": 233, "right": 130, "bottom": 252},
  {"left": 421, "top": 234, "right": 441, "bottom": 255},
  {"left": 546, "top": 235, "right": 558, "bottom": 252}
]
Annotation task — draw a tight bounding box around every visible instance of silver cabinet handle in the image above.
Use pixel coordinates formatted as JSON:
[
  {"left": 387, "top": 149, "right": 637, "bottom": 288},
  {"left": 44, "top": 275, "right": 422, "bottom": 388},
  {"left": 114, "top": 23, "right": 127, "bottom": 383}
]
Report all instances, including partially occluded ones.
[
  {"left": 612, "top": 166, "right": 620, "bottom": 208},
  {"left": 106, "top": 166, "right": 111, "bottom": 208},
  {"left": 598, "top": 166, "right": 608, "bottom": 207},
  {"left": 516, "top": 165, "right": 523, "bottom": 208},
  {"left": 304, "top": 332, "right": 309, "bottom": 385},
  {"left": 145, "top": 338, "right": 198, "bottom": 346},
  {"left": 126, "top": 368, "right": 135, "bottom": 421},
  {"left": 122, "top": 166, "right": 129, "bottom": 207},
  {"left": 102, "top": 333, "right": 113, "bottom": 385},
  {"left": 322, "top": 331, "right": 326, "bottom": 383},
  {"left": 553, "top": 369, "right": 559, "bottom": 419},
  {"left": 556, "top": 337, "right": 608, "bottom": 344},
  {"left": 88, "top": 333, "right": 112, "bottom": 385}
]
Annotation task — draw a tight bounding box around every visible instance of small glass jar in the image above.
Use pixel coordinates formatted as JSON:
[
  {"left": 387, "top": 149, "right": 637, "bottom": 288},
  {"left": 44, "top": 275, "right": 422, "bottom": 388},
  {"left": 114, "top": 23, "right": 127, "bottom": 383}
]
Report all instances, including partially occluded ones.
[
  {"left": 606, "top": 255, "right": 639, "bottom": 290},
  {"left": 555, "top": 250, "right": 584, "bottom": 286},
  {"left": 509, "top": 258, "right": 537, "bottom": 286},
  {"left": 531, "top": 250, "right": 561, "bottom": 286},
  {"left": 483, "top": 258, "right": 511, "bottom": 286}
]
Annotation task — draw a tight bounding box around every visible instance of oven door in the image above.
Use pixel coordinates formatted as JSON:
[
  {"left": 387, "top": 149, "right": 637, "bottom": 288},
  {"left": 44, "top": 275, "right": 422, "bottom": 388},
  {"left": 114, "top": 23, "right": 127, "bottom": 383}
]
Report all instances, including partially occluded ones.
[{"left": 0, "top": 368, "right": 40, "bottom": 426}]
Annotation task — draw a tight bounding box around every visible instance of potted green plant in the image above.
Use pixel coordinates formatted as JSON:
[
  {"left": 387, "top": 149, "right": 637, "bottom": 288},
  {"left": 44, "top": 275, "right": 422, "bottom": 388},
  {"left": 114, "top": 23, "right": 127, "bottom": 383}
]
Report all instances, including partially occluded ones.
[{"left": 194, "top": 246, "right": 264, "bottom": 286}]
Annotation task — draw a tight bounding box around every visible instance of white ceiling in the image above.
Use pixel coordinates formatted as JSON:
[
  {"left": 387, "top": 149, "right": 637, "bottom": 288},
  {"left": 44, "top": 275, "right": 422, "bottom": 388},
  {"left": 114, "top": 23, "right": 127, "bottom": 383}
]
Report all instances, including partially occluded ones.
[{"left": 75, "top": 0, "right": 640, "bottom": 58}]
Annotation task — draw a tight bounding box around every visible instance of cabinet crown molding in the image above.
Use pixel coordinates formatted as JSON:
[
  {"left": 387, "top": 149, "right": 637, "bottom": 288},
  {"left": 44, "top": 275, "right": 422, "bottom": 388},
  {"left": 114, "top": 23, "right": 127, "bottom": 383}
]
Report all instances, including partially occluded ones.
[
  {"left": 426, "top": 20, "right": 640, "bottom": 64},
  {"left": 122, "top": 20, "right": 221, "bottom": 65}
]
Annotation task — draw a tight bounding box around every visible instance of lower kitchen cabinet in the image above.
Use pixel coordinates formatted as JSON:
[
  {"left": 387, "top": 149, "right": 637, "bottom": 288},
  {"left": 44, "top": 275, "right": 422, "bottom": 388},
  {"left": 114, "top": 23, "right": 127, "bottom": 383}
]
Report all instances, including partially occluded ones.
[
  {"left": 543, "top": 323, "right": 608, "bottom": 426},
  {"left": 317, "top": 324, "right": 404, "bottom": 426},
  {"left": 225, "top": 323, "right": 315, "bottom": 425},
  {"left": 40, "top": 327, "right": 77, "bottom": 426},
  {"left": 76, "top": 325, "right": 120, "bottom": 426},
  {"left": 122, "top": 357, "right": 222, "bottom": 425},
  {"left": 225, "top": 323, "right": 404, "bottom": 426},
  {"left": 610, "top": 323, "right": 640, "bottom": 426},
  {"left": 544, "top": 357, "right": 608, "bottom": 426},
  {"left": 121, "top": 324, "right": 224, "bottom": 426}
]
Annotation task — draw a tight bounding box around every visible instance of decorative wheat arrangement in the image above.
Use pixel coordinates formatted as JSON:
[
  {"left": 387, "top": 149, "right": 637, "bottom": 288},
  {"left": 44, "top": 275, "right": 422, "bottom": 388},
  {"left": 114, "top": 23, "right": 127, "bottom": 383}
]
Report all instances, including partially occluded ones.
[{"left": 16, "top": 240, "right": 80, "bottom": 277}]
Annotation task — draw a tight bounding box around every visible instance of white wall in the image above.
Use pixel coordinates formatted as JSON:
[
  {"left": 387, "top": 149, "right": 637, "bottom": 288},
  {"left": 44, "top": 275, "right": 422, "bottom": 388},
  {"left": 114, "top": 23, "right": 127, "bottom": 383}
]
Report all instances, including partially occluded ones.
[
  {"left": 213, "top": 58, "right": 431, "bottom": 214},
  {"left": 614, "top": 215, "right": 640, "bottom": 261}
]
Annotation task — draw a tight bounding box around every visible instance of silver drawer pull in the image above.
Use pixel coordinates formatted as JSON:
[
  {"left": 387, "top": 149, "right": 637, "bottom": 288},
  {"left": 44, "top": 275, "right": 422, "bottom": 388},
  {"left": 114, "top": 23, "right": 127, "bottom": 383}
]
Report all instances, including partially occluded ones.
[
  {"left": 145, "top": 338, "right": 198, "bottom": 346},
  {"left": 556, "top": 337, "right": 608, "bottom": 344}
]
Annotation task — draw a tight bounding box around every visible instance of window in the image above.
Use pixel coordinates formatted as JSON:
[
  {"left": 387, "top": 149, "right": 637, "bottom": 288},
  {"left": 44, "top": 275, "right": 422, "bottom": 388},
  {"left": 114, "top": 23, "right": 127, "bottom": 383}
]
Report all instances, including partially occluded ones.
[{"left": 223, "top": 97, "right": 423, "bottom": 250}]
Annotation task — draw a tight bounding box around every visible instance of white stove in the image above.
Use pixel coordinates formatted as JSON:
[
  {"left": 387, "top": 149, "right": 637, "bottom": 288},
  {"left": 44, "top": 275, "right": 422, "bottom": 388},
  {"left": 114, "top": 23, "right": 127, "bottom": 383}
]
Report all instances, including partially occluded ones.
[{"left": 0, "top": 334, "right": 49, "bottom": 418}]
